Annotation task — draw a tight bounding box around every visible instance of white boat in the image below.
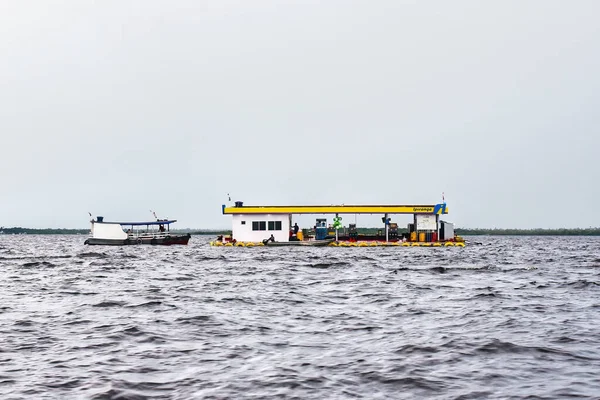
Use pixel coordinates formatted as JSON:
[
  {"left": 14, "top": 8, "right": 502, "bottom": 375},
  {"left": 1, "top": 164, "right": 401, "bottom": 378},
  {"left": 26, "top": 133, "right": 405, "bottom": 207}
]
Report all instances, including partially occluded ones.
[{"left": 84, "top": 216, "right": 191, "bottom": 246}]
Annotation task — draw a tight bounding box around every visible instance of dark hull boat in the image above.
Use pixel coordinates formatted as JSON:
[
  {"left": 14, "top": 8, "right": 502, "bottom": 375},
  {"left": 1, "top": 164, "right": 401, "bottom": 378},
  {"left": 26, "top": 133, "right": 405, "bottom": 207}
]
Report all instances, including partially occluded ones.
[
  {"left": 84, "top": 216, "right": 191, "bottom": 246},
  {"left": 85, "top": 234, "right": 190, "bottom": 246}
]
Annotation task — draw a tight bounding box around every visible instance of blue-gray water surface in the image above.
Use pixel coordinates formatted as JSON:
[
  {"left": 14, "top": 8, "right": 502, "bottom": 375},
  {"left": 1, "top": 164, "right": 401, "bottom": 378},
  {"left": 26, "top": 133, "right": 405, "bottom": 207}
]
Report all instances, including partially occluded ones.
[{"left": 0, "top": 235, "right": 599, "bottom": 399}]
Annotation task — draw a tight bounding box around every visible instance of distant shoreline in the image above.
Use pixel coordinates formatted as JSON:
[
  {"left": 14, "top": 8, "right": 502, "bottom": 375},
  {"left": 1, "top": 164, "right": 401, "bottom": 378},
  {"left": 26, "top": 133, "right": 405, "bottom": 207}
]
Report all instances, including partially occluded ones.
[
  {"left": 0, "top": 228, "right": 231, "bottom": 235},
  {"left": 1, "top": 227, "right": 599, "bottom": 236}
]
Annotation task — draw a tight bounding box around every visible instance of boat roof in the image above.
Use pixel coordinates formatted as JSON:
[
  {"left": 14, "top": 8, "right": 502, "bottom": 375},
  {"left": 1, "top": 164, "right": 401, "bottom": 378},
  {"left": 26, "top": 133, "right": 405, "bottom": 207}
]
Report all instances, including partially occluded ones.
[
  {"left": 96, "top": 220, "right": 177, "bottom": 226},
  {"left": 222, "top": 204, "right": 448, "bottom": 215}
]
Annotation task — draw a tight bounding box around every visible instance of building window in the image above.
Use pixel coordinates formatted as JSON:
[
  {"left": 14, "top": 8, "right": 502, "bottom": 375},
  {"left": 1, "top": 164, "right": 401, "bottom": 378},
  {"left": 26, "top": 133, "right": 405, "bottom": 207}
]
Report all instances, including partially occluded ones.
[
  {"left": 268, "top": 221, "right": 282, "bottom": 231},
  {"left": 241, "top": 221, "right": 246, "bottom": 225},
  {"left": 252, "top": 221, "right": 266, "bottom": 231}
]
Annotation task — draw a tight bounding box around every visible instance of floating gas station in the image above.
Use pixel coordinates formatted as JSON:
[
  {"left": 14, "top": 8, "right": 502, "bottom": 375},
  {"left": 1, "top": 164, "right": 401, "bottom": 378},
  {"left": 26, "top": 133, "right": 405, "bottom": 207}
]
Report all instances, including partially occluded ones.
[{"left": 210, "top": 201, "right": 464, "bottom": 247}]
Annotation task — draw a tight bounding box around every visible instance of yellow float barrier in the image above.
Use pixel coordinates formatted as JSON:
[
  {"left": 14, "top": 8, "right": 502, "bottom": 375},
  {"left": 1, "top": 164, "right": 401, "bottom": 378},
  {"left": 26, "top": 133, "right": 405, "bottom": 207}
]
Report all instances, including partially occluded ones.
[{"left": 213, "top": 240, "right": 463, "bottom": 248}]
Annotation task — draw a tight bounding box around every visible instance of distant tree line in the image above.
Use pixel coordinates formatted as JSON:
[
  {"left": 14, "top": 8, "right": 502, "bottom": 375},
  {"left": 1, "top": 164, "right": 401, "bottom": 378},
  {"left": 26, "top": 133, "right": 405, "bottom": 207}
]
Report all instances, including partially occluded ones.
[
  {"left": 454, "top": 228, "right": 600, "bottom": 236},
  {"left": 0, "top": 227, "right": 88, "bottom": 235},
  {"left": 187, "top": 229, "right": 232, "bottom": 235},
  {"left": 352, "top": 227, "right": 600, "bottom": 236},
  {"left": 340, "top": 227, "right": 600, "bottom": 236},
  {"left": 0, "top": 227, "right": 232, "bottom": 235}
]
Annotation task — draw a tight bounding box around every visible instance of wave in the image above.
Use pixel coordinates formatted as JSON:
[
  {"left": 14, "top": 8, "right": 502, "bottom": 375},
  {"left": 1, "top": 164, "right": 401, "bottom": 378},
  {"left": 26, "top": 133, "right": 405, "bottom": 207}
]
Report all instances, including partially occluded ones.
[
  {"left": 77, "top": 252, "right": 108, "bottom": 259},
  {"left": 92, "top": 300, "right": 127, "bottom": 308},
  {"left": 21, "top": 261, "right": 56, "bottom": 268}
]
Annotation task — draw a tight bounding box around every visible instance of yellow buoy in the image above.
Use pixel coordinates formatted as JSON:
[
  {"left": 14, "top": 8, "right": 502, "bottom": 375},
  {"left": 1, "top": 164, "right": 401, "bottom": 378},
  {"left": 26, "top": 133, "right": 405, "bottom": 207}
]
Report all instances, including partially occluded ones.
[
  {"left": 402, "top": 242, "right": 411, "bottom": 247},
  {"left": 411, "top": 243, "right": 420, "bottom": 247},
  {"left": 455, "top": 242, "right": 465, "bottom": 247},
  {"left": 445, "top": 242, "right": 455, "bottom": 247},
  {"left": 433, "top": 242, "right": 442, "bottom": 247}
]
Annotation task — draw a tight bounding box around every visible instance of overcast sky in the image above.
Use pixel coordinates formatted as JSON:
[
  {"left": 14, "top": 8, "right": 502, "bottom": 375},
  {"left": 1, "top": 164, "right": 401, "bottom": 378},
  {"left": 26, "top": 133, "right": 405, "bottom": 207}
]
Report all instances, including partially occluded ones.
[{"left": 1, "top": 0, "right": 599, "bottom": 229}]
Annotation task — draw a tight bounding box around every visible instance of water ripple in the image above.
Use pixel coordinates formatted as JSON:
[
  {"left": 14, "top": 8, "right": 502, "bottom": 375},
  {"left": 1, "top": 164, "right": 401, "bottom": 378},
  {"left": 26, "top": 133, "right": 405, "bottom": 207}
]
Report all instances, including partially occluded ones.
[{"left": 0, "top": 234, "right": 599, "bottom": 399}]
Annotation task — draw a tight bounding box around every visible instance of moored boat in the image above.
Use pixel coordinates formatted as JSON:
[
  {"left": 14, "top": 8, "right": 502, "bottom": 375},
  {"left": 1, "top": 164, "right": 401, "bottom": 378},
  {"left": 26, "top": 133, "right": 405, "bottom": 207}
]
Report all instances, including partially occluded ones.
[{"left": 84, "top": 216, "right": 191, "bottom": 246}]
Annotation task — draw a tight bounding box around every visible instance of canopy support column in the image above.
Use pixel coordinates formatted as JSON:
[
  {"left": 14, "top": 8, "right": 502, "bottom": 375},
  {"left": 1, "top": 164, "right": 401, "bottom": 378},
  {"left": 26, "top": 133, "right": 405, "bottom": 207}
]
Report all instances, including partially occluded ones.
[
  {"left": 335, "top": 213, "right": 339, "bottom": 242},
  {"left": 385, "top": 213, "right": 389, "bottom": 242}
]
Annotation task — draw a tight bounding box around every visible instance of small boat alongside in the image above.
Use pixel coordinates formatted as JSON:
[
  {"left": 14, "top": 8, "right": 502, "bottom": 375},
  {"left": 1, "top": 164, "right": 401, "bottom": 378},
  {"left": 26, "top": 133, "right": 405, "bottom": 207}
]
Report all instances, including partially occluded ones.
[{"left": 84, "top": 216, "right": 191, "bottom": 246}]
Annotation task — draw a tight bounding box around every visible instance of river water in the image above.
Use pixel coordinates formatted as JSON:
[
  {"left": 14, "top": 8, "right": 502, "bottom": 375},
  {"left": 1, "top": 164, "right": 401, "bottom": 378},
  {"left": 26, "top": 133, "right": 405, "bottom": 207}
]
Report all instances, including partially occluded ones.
[{"left": 0, "top": 234, "right": 599, "bottom": 399}]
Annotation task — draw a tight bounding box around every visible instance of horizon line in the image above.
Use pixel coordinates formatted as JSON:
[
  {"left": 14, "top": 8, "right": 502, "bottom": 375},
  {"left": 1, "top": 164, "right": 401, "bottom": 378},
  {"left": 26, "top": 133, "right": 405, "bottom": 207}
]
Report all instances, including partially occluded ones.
[{"left": 2, "top": 226, "right": 600, "bottom": 231}]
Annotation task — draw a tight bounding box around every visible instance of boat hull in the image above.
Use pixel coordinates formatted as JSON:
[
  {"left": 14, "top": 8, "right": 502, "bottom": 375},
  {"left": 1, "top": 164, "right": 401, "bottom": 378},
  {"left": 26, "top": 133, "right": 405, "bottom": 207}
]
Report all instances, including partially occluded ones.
[{"left": 84, "top": 234, "right": 191, "bottom": 246}]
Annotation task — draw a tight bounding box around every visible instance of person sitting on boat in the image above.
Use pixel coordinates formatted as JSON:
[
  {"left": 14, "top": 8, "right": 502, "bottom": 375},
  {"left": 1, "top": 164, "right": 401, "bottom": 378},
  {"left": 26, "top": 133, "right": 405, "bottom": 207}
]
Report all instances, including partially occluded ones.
[
  {"left": 126, "top": 229, "right": 132, "bottom": 235},
  {"left": 293, "top": 223, "right": 299, "bottom": 235},
  {"left": 159, "top": 224, "right": 165, "bottom": 233}
]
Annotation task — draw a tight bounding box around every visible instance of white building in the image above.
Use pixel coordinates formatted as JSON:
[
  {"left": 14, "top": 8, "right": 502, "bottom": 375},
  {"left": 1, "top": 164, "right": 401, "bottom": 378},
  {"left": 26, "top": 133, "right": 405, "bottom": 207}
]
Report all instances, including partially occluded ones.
[{"left": 231, "top": 213, "right": 290, "bottom": 243}]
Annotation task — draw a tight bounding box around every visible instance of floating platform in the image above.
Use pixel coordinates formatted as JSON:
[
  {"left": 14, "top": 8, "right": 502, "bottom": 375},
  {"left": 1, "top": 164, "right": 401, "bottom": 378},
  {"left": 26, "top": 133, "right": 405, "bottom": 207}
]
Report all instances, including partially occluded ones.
[
  {"left": 216, "top": 200, "right": 461, "bottom": 247},
  {"left": 210, "top": 240, "right": 465, "bottom": 247}
]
